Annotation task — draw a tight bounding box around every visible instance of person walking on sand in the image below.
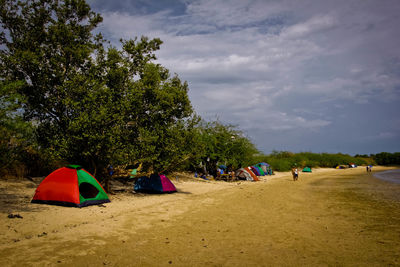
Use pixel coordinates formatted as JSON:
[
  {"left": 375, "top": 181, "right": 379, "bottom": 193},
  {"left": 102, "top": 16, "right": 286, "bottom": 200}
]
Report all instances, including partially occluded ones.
[{"left": 292, "top": 167, "right": 299, "bottom": 181}]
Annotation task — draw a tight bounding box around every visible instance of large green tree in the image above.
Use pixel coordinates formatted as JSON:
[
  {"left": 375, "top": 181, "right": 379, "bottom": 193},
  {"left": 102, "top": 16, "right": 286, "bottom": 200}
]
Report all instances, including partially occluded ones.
[
  {"left": 0, "top": 0, "right": 103, "bottom": 171},
  {"left": 1, "top": 0, "right": 196, "bottom": 180}
]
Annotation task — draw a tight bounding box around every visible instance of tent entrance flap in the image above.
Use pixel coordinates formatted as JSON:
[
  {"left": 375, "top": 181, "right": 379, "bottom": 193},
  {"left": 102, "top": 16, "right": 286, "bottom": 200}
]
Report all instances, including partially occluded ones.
[{"left": 79, "top": 182, "right": 99, "bottom": 199}]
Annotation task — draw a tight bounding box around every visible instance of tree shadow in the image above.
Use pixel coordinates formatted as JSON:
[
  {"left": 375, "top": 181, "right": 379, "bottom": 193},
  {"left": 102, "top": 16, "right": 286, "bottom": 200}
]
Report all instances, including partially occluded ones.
[{"left": 0, "top": 184, "right": 45, "bottom": 214}]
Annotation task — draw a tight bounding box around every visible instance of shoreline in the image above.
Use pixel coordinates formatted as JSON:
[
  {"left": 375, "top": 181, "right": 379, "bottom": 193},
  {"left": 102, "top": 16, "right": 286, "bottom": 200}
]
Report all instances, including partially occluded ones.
[
  {"left": 1, "top": 166, "right": 400, "bottom": 266},
  {"left": 373, "top": 169, "right": 400, "bottom": 184}
]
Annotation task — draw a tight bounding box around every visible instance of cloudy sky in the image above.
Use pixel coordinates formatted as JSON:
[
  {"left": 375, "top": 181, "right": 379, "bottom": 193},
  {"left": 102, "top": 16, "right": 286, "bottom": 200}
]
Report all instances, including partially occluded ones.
[{"left": 88, "top": 0, "right": 400, "bottom": 155}]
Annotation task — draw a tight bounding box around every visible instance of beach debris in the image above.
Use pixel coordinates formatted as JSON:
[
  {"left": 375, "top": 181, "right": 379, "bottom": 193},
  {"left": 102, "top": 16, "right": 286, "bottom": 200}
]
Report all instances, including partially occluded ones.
[
  {"left": 38, "top": 232, "right": 47, "bottom": 237},
  {"left": 8, "top": 213, "right": 23, "bottom": 219}
]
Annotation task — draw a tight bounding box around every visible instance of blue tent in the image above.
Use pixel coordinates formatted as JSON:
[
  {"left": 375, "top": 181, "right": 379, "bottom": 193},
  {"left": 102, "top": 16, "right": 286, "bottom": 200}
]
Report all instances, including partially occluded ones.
[{"left": 251, "top": 166, "right": 261, "bottom": 176}]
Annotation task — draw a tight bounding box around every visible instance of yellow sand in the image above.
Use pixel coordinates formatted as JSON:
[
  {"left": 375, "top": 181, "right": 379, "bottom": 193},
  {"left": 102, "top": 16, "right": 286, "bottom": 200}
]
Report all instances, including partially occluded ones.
[{"left": 1, "top": 166, "right": 399, "bottom": 266}]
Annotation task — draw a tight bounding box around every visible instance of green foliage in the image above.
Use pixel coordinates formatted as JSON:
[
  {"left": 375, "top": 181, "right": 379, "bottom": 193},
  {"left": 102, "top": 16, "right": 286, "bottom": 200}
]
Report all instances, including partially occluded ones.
[
  {"left": 265, "top": 158, "right": 293, "bottom": 172},
  {"left": 0, "top": 0, "right": 102, "bottom": 121},
  {"left": 189, "top": 121, "right": 259, "bottom": 175},
  {"left": 0, "top": 0, "right": 195, "bottom": 177},
  {"left": 0, "top": 80, "right": 32, "bottom": 177},
  {"left": 0, "top": 78, "right": 64, "bottom": 177},
  {"left": 355, "top": 155, "right": 376, "bottom": 166},
  {"left": 258, "top": 151, "right": 367, "bottom": 171},
  {"left": 0, "top": 0, "right": 105, "bottom": 174},
  {"left": 128, "top": 63, "right": 194, "bottom": 173},
  {"left": 373, "top": 152, "right": 400, "bottom": 166}
]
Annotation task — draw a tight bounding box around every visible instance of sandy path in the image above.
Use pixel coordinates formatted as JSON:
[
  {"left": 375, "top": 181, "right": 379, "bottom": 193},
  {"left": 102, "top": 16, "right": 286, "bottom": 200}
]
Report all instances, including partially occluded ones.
[{"left": 1, "top": 167, "right": 400, "bottom": 266}]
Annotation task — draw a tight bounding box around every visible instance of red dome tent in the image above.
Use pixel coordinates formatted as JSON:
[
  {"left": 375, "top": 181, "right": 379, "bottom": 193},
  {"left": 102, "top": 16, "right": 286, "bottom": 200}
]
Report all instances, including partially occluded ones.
[{"left": 32, "top": 165, "right": 110, "bottom": 207}]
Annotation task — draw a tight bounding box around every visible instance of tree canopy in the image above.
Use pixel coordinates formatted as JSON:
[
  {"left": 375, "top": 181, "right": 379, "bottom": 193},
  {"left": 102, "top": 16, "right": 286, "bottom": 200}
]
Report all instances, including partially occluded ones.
[{"left": 0, "top": 0, "right": 198, "bottom": 178}]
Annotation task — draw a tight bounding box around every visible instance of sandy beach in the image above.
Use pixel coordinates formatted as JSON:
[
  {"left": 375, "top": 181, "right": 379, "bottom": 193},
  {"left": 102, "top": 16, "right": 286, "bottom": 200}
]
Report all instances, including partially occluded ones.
[{"left": 1, "top": 166, "right": 400, "bottom": 266}]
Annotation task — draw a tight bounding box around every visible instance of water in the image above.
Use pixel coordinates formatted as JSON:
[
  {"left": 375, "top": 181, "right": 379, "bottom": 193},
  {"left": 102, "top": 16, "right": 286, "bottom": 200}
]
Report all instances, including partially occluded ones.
[{"left": 373, "top": 169, "right": 400, "bottom": 184}]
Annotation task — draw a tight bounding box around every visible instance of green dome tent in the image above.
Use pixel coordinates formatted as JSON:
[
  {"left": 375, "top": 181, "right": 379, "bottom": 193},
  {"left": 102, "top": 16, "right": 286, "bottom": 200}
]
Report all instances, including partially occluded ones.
[{"left": 302, "top": 167, "right": 312, "bottom": 172}]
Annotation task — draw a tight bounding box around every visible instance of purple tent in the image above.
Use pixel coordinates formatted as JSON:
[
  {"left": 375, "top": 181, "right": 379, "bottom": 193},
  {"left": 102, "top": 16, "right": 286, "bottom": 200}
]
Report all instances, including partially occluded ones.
[
  {"left": 160, "top": 174, "right": 177, "bottom": 192},
  {"left": 134, "top": 174, "right": 177, "bottom": 193}
]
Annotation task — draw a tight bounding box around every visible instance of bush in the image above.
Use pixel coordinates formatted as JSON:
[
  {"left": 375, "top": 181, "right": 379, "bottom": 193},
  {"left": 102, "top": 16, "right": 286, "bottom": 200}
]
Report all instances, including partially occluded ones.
[{"left": 373, "top": 152, "right": 400, "bottom": 165}]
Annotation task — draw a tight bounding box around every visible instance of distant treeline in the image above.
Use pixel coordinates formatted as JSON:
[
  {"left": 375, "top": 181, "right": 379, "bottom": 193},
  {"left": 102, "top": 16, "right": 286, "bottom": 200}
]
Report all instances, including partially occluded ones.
[
  {"left": 259, "top": 151, "right": 400, "bottom": 172},
  {"left": 254, "top": 151, "right": 369, "bottom": 172},
  {"left": 368, "top": 152, "right": 400, "bottom": 166}
]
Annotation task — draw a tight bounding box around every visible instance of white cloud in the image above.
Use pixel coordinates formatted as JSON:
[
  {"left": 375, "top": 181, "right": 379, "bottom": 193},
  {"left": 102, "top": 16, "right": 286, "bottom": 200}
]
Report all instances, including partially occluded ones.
[
  {"left": 98, "top": 11, "right": 166, "bottom": 40},
  {"left": 281, "top": 14, "right": 336, "bottom": 39},
  {"left": 265, "top": 113, "right": 331, "bottom": 131}
]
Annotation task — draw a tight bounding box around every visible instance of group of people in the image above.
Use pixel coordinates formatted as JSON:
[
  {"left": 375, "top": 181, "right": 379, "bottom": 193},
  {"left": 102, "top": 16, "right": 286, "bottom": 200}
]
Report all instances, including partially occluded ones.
[
  {"left": 216, "top": 167, "right": 235, "bottom": 180},
  {"left": 366, "top": 165, "right": 373, "bottom": 172}
]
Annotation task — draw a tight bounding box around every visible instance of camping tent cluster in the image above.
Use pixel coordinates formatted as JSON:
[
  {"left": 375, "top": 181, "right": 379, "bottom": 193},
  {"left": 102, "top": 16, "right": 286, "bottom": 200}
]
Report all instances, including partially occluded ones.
[
  {"left": 235, "top": 162, "right": 273, "bottom": 181},
  {"left": 32, "top": 161, "right": 321, "bottom": 208},
  {"left": 32, "top": 165, "right": 178, "bottom": 208},
  {"left": 336, "top": 163, "right": 358, "bottom": 169}
]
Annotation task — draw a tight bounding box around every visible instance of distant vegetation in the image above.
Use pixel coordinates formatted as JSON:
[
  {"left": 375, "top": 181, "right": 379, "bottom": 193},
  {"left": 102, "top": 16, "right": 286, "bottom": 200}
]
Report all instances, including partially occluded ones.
[
  {"left": 370, "top": 152, "right": 400, "bottom": 166},
  {"left": 255, "top": 151, "right": 369, "bottom": 172},
  {"left": 261, "top": 152, "right": 400, "bottom": 172}
]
